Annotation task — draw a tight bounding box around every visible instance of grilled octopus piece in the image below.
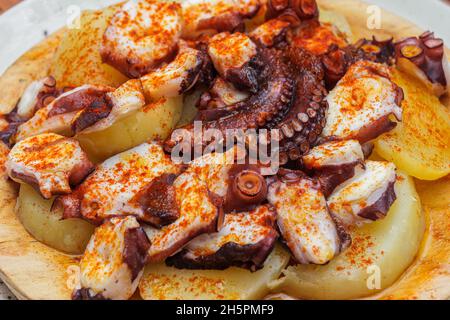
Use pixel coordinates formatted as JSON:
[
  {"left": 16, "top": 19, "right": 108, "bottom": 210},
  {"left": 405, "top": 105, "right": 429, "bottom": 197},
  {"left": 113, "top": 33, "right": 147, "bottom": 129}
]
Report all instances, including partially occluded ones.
[
  {"left": 394, "top": 31, "right": 450, "bottom": 97},
  {"left": 207, "top": 32, "right": 259, "bottom": 92},
  {"left": 328, "top": 161, "right": 397, "bottom": 226},
  {"left": 322, "top": 60, "right": 403, "bottom": 143},
  {"left": 266, "top": 46, "right": 329, "bottom": 165},
  {"left": 167, "top": 205, "right": 278, "bottom": 271},
  {"left": 268, "top": 170, "right": 350, "bottom": 264},
  {"left": 181, "top": 0, "right": 262, "bottom": 39},
  {"left": 6, "top": 133, "right": 94, "bottom": 199},
  {"left": 140, "top": 41, "right": 207, "bottom": 102},
  {"left": 144, "top": 169, "right": 224, "bottom": 262},
  {"left": 56, "top": 142, "right": 181, "bottom": 225},
  {"left": 73, "top": 216, "right": 150, "bottom": 300},
  {"left": 303, "top": 139, "right": 365, "bottom": 197},
  {"left": 101, "top": 0, "right": 182, "bottom": 78},
  {"left": 321, "top": 36, "right": 395, "bottom": 89}
]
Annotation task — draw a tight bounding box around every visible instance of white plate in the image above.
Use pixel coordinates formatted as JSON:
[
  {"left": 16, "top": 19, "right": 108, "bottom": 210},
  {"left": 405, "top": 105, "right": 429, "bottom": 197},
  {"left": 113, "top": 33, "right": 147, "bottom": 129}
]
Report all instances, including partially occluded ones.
[{"left": 0, "top": 0, "right": 449, "bottom": 300}]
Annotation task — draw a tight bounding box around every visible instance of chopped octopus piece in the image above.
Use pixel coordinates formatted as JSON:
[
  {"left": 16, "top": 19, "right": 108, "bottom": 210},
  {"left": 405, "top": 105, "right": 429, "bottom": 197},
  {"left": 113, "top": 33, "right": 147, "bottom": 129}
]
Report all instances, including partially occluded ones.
[
  {"left": 16, "top": 76, "right": 58, "bottom": 120},
  {"left": 79, "top": 79, "right": 146, "bottom": 134},
  {"left": 203, "top": 77, "right": 249, "bottom": 107},
  {"left": 322, "top": 61, "right": 403, "bottom": 143},
  {"left": 189, "top": 147, "right": 267, "bottom": 213},
  {"left": 167, "top": 205, "right": 278, "bottom": 271},
  {"left": 395, "top": 31, "right": 450, "bottom": 97},
  {"left": 207, "top": 32, "right": 258, "bottom": 91},
  {"left": 303, "top": 139, "right": 365, "bottom": 197},
  {"left": 181, "top": 0, "right": 261, "bottom": 39},
  {"left": 73, "top": 216, "right": 150, "bottom": 300},
  {"left": 101, "top": 0, "right": 182, "bottom": 78},
  {"left": 144, "top": 170, "right": 223, "bottom": 262},
  {"left": 6, "top": 133, "right": 94, "bottom": 199},
  {"left": 140, "top": 41, "right": 205, "bottom": 102},
  {"left": 268, "top": 172, "right": 348, "bottom": 264},
  {"left": 327, "top": 160, "right": 397, "bottom": 226},
  {"left": 249, "top": 18, "right": 292, "bottom": 47},
  {"left": 57, "top": 142, "right": 180, "bottom": 224},
  {"left": 15, "top": 85, "right": 113, "bottom": 141}
]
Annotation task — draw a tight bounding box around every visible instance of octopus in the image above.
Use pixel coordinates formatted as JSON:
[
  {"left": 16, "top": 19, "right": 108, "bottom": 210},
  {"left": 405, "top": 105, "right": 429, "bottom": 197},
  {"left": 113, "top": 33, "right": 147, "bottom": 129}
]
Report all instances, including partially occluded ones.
[
  {"left": 167, "top": 205, "right": 278, "bottom": 271},
  {"left": 100, "top": 0, "right": 182, "bottom": 78},
  {"left": 394, "top": 31, "right": 450, "bottom": 97},
  {"left": 267, "top": 169, "right": 350, "bottom": 264},
  {"left": 302, "top": 139, "right": 365, "bottom": 197},
  {"left": 327, "top": 161, "right": 397, "bottom": 226},
  {"left": 56, "top": 142, "right": 181, "bottom": 225},
  {"left": 73, "top": 216, "right": 150, "bottom": 300},
  {"left": 321, "top": 60, "right": 404, "bottom": 144},
  {"left": 6, "top": 133, "right": 94, "bottom": 199}
]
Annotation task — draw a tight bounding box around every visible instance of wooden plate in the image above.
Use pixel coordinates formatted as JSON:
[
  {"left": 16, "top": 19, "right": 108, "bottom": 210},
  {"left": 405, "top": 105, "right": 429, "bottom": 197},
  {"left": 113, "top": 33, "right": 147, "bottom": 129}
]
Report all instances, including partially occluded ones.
[{"left": 0, "top": 0, "right": 448, "bottom": 299}]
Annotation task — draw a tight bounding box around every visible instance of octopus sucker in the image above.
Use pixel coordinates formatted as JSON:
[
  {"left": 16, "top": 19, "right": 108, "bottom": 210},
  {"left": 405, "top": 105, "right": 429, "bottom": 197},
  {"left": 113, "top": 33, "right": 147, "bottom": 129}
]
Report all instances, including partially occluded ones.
[
  {"left": 266, "top": 0, "right": 319, "bottom": 21},
  {"left": 394, "top": 31, "right": 450, "bottom": 97}
]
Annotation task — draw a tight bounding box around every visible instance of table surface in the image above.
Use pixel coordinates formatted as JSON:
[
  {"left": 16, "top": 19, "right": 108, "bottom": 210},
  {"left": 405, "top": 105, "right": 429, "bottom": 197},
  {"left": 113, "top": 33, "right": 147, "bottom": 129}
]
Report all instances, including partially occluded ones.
[{"left": 0, "top": 0, "right": 449, "bottom": 301}]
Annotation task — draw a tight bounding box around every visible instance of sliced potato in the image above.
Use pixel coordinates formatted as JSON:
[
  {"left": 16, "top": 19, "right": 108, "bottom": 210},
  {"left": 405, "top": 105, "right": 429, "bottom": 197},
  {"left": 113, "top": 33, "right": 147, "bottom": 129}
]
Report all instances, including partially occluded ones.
[
  {"left": 16, "top": 184, "right": 94, "bottom": 255},
  {"left": 271, "top": 171, "right": 424, "bottom": 300},
  {"left": 374, "top": 69, "right": 450, "bottom": 180},
  {"left": 76, "top": 97, "right": 183, "bottom": 162},
  {"left": 50, "top": 6, "right": 128, "bottom": 88},
  {"left": 139, "top": 244, "right": 290, "bottom": 300}
]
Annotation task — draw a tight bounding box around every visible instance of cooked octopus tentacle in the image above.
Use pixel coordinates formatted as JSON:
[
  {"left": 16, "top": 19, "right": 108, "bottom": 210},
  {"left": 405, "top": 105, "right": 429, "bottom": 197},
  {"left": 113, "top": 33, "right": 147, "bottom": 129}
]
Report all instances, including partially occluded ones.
[
  {"left": 16, "top": 76, "right": 58, "bottom": 120},
  {"left": 144, "top": 169, "right": 224, "bottom": 262},
  {"left": 140, "top": 41, "right": 206, "bottom": 102},
  {"left": 394, "top": 31, "right": 450, "bottom": 97},
  {"left": 101, "top": 0, "right": 182, "bottom": 78},
  {"left": 249, "top": 13, "right": 299, "bottom": 48},
  {"left": 6, "top": 133, "right": 94, "bottom": 199},
  {"left": 197, "top": 77, "right": 249, "bottom": 117},
  {"left": 167, "top": 205, "right": 278, "bottom": 271},
  {"left": 328, "top": 161, "right": 397, "bottom": 226},
  {"left": 56, "top": 142, "right": 181, "bottom": 225},
  {"left": 15, "top": 85, "right": 114, "bottom": 141},
  {"left": 268, "top": 170, "right": 349, "bottom": 264},
  {"left": 322, "top": 60, "right": 403, "bottom": 143},
  {"left": 79, "top": 79, "right": 146, "bottom": 134},
  {"left": 207, "top": 32, "right": 259, "bottom": 92},
  {"left": 73, "top": 216, "right": 150, "bottom": 300},
  {"left": 189, "top": 147, "right": 267, "bottom": 213},
  {"left": 267, "top": 47, "right": 328, "bottom": 164},
  {"left": 266, "top": 0, "right": 319, "bottom": 21},
  {"left": 303, "top": 139, "right": 365, "bottom": 197},
  {"left": 164, "top": 48, "right": 295, "bottom": 153},
  {"left": 181, "top": 0, "right": 261, "bottom": 39}
]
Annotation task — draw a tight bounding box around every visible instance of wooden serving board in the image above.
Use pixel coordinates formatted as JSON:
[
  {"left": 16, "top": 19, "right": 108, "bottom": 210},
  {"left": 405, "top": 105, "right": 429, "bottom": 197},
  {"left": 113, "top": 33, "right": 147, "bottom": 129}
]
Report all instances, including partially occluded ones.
[{"left": 0, "top": 0, "right": 448, "bottom": 300}]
